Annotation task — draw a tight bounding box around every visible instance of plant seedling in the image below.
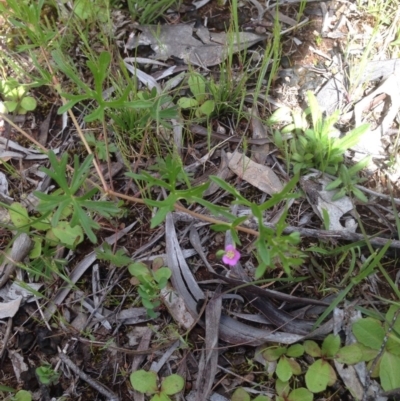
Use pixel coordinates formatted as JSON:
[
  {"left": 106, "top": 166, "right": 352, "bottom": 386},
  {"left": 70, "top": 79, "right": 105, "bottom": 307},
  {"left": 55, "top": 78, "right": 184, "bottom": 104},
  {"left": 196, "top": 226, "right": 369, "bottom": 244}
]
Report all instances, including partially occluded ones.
[
  {"left": 178, "top": 72, "right": 215, "bottom": 118},
  {"left": 130, "top": 370, "right": 184, "bottom": 401},
  {"left": 35, "top": 364, "right": 60, "bottom": 385},
  {"left": 0, "top": 79, "right": 37, "bottom": 114}
]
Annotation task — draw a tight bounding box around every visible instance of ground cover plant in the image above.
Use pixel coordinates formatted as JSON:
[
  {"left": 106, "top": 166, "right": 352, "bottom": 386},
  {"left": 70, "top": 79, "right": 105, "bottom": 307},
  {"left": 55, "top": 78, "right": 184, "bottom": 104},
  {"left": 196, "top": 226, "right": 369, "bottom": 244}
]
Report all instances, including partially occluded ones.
[{"left": 1, "top": 0, "right": 400, "bottom": 400}]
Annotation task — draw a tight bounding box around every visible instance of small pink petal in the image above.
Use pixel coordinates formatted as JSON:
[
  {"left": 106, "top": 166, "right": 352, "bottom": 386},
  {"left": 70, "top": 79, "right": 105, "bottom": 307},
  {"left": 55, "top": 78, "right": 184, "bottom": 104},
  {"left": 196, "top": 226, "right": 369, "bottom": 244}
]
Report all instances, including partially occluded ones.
[{"left": 222, "top": 246, "right": 241, "bottom": 266}]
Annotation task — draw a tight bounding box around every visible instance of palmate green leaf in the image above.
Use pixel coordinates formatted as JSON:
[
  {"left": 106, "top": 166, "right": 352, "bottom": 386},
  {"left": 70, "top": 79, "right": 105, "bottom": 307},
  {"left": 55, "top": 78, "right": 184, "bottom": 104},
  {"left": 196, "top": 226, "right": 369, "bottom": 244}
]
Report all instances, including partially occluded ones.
[
  {"left": 380, "top": 351, "right": 400, "bottom": 391},
  {"left": 80, "top": 200, "right": 119, "bottom": 217},
  {"left": 69, "top": 154, "right": 94, "bottom": 194},
  {"left": 151, "top": 206, "right": 173, "bottom": 228},
  {"left": 84, "top": 106, "right": 104, "bottom": 123},
  {"left": 40, "top": 151, "right": 70, "bottom": 192},
  {"left": 352, "top": 318, "right": 385, "bottom": 350},
  {"left": 70, "top": 204, "right": 99, "bottom": 243}
]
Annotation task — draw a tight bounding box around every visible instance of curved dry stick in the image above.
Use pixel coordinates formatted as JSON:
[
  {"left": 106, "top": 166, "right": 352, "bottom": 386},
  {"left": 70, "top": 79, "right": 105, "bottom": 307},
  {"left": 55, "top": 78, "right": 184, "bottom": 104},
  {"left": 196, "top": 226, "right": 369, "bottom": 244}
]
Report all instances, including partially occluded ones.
[{"left": 0, "top": 233, "right": 32, "bottom": 288}]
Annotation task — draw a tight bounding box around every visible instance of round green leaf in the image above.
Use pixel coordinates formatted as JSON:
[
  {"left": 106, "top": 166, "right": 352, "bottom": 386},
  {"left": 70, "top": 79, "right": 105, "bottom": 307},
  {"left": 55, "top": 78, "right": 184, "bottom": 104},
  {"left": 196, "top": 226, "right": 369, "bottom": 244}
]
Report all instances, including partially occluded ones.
[
  {"left": 160, "top": 374, "right": 184, "bottom": 395},
  {"left": 304, "top": 341, "right": 322, "bottom": 357},
  {"left": 262, "top": 347, "right": 287, "bottom": 362},
  {"left": 335, "top": 344, "right": 363, "bottom": 364},
  {"left": 153, "top": 267, "right": 172, "bottom": 283},
  {"left": 13, "top": 390, "right": 32, "bottom": 401},
  {"left": 275, "top": 379, "right": 290, "bottom": 397},
  {"left": 9, "top": 202, "right": 30, "bottom": 229},
  {"left": 52, "top": 221, "right": 84, "bottom": 247},
  {"left": 128, "top": 262, "right": 151, "bottom": 278},
  {"left": 4, "top": 100, "right": 18, "bottom": 112},
  {"left": 130, "top": 370, "right": 158, "bottom": 394},
  {"left": 287, "top": 344, "right": 304, "bottom": 358},
  {"left": 20, "top": 96, "right": 37, "bottom": 111},
  {"left": 276, "top": 356, "right": 293, "bottom": 382},
  {"left": 253, "top": 396, "right": 271, "bottom": 401},
  {"left": 287, "top": 358, "right": 302, "bottom": 375},
  {"left": 322, "top": 334, "right": 341, "bottom": 358},
  {"left": 352, "top": 318, "right": 385, "bottom": 350},
  {"left": 305, "top": 359, "right": 331, "bottom": 393},
  {"left": 288, "top": 388, "right": 313, "bottom": 401},
  {"left": 358, "top": 344, "right": 379, "bottom": 361},
  {"left": 380, "top": 351, "right": 400, "bottom": 391},
  {"left": 231, "top": 387, "right": 251, "bottom": 401},
  {"left": 177, "top": 97, "right": 198, "bottom": 109},
  {"left": 29, "top": 238, "right": 42, "bottom": 259},
  {"left": 199, "top": 99, "right": 215, "bottom": 116}
]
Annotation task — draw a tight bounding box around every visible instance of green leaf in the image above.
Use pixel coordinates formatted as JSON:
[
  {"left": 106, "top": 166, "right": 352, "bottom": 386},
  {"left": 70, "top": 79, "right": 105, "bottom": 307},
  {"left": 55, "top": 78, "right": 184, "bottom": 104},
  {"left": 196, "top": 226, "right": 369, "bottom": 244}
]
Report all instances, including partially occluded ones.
[
  {"left": 322, "top": 334, "right": 341, "bottom": 357},
  {"left": 305, "top": 359, "right": 332, "bottom": 393},
  {"left": 153, "top": 267, "right": 172, "bottom": 283},
  {"left": 20, "top": 96, "right": 37, "bottom": 111},
  {"left": 160, "top": 374, "right": 184, "bottom": 395},
  {"left": 286, "top": 344, "right": 304, "bottom": 358},
  {"left": 266, "top": 106, "right": 292, "bottom": 125},
  {"left": 335, "top": 344, "right": 363, "bottom": 364},
  {"left": 325, "top": 178, "right": 343, "bottom": 191},
  {"left": 128, "top": 262, "right": 151, "bottom": 278},
  {"left": 12, "top": 390, "right": 32, "bottom": 401},
  {"left": 380, "top": 351, "right": 400, "bottom": 391},
  {"left": 253, "top": 396, "right": 271, "bottom": 401},
  {"left": 352, "top": 318, "right": 385, "bottom": 350},
  {"left": 275, "top": 379, "right": 290, "bottom": 397},
  {"left": 199, "top": 99, "right": 215, "bottom": 116},
  {"left": 9, "top": 202, "right": 30, "bottom": 229},
  {"left": 151, "top": 393, "right": 170, "bottom": 401},
  {"left": 358, "top": 344, "right": 379, "bottom": 361},
  {"left": 177, "top": 97, "right": 198, "bottom": 109},
  {"left": 304, "top": 341, "right": 322, "bottom": 357},
  {"left": 188, "top": 73, "right": 206, "bottom": 103},
  {"left": 287, "top": 358, "right": 302, "bottom": 375},
  {"left": 262, "top": 347, "right": 287, "bottom": 362},
  {"left": 352, "top": 187, "right": 368, "bottom": 203},
  {"left": 130, "top": 370, "right": 158, "bottom": 394},
  {"left": 276, "top": 356, "right": 293, "bottom": 382},
  {"left": 287, "top": 388, "right": 313, "bottom": 401},
  {"left": 4, "top": 100, "right": 18, "bottom": 112},
  {"left": 52, "top": 221, "right": 84, "bottom": 247},
  {"left": 29, "top": 238, "right": 42, "bottom": 259},
  {"left": 0, "top": 384, "right": 16, "bottom": 392},
  {"left": 231, "top": 387, "right": 251, "bottom": 401}
]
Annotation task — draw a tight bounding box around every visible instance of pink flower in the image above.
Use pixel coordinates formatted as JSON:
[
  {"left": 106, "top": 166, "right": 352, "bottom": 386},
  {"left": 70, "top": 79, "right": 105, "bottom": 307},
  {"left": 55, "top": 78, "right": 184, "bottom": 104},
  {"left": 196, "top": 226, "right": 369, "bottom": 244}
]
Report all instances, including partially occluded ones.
[{"left": 222, "top": 245, "right": 241, "bottom": 266}]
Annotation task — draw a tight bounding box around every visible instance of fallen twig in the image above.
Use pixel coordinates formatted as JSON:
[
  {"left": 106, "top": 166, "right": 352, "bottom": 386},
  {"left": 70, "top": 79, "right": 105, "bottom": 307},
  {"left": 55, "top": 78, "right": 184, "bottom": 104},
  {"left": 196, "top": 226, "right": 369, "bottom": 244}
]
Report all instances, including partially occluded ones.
[{"left": 58, "top": 348, "right": 119, "bottom": 401}]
